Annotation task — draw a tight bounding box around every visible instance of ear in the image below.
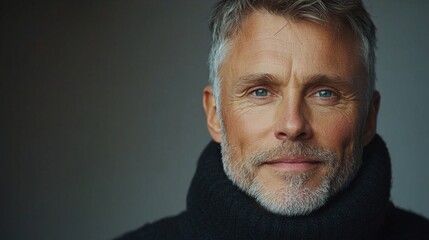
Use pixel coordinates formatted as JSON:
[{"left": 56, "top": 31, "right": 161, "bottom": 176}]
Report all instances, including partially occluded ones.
[
  {"left": 203, "top": 86, "right": 222, "bottom": 143},
  {"left": 362, "top": 91, "right": 381, "bottom": 146}
]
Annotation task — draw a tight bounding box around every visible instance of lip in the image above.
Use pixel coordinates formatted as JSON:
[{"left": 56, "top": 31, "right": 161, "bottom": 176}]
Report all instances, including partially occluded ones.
[{"left": 263, "top": 157, "right": 321, "bottom": 172}]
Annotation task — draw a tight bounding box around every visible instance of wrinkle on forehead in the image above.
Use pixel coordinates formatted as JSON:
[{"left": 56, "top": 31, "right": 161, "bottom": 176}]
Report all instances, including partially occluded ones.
[{"left": 273, "top": 21, "right": 289, "bottom": 36}]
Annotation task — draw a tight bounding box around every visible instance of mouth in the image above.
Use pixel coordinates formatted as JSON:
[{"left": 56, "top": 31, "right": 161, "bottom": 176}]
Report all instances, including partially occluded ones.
[{"left": 263, "top": 157, "right": 322, "bottom": 172}]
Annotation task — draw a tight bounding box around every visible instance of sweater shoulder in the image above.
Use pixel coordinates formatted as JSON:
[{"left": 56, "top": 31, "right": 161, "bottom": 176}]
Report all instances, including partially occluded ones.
[
  {"left": 115, "top": 212, "right": 186, "bottom": 240},
  {"left": 382, "top": 204, "right": 429, "bottom": 239}
]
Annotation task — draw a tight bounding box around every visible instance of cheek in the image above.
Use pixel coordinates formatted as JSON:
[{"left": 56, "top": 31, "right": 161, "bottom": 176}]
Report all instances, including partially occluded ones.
[
  {"left": 314, "top": 109, "right": 361, "bottom": 154},
  {"left": 223, "top": 106, "right": 275, "bottom": 154}
]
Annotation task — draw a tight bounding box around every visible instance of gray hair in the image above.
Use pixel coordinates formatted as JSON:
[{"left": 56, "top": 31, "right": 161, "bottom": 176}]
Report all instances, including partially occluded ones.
[{"left": 208, "top": 0, "right": 377, "bottom": 108}]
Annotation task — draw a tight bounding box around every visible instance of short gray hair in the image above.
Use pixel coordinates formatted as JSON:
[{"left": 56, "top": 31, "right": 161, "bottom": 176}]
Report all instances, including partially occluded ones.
[{"left": 208, "top": 0, "right": 377, "bottom": 107}]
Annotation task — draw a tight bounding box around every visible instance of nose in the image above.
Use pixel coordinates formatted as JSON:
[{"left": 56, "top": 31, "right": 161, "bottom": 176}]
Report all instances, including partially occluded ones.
[{"left": 274, "top": 98, "right": 312, "bottom": 141}]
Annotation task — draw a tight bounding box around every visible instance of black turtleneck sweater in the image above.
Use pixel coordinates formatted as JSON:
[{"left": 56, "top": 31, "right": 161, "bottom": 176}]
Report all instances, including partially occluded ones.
[{"left": 116, "top": 135, "right": 429, "bottom": 240}]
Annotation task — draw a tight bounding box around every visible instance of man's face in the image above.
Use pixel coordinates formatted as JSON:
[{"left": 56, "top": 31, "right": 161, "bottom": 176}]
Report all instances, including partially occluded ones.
[{"left": 204, "top": 11, "right": 378, "bottom": 216}]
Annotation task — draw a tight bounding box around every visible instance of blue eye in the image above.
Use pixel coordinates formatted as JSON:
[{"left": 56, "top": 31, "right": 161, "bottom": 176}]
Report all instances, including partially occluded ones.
[
  {"left": 317, "top": 90, "right": 333, "bottom": 98},
  {"left": 253, "top": 88, "right": 269, "bottom": 97}
]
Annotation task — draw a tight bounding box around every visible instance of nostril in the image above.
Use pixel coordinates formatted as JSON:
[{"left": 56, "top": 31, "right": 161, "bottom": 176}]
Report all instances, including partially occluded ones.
[
  {"left": 274, "top": 126, "right": 311, "bottom": 141},
  {"left": 275, "top": 131, "right": 289, "bottom": 141}
]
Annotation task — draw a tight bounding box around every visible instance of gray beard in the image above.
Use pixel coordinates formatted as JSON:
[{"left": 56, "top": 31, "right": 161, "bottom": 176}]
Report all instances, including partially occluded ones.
[{"left": 220, "top": 132, "right": 362, "bottom": 216}]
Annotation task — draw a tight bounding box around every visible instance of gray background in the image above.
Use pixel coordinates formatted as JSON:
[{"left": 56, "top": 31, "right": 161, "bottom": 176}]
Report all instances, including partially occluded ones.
[{"left": 1, "top": 1, "right": 428, "bottom": 239}]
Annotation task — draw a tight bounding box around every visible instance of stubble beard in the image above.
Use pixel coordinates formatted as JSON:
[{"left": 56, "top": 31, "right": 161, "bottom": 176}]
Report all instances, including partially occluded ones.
[{"left": 220, "top": 130, "right": 363, "bottom": 216}]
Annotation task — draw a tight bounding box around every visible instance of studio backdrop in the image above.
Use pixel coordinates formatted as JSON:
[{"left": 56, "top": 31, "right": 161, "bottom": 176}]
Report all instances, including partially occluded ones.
[{"left": 1, "top": 1, "right": 428, "bottom": 239}]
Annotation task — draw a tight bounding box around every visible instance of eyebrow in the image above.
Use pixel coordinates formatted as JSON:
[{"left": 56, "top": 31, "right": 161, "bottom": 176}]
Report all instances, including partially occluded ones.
[
  {"left": 303, "top": 74, "right": 356, "bottom": 88},
  {"left": 237, "top": 73, "right": 282, "bottom": 87},
  {"left": 236, "top": 73, "right": 356, "bottom": 90},
  {"left": 305, "top": 74, "right": 345, "bottom": 84}
]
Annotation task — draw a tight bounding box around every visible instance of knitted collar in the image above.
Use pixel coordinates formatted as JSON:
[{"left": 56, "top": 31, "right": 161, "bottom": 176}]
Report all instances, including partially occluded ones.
[{"left": 185, "top": 135, "right": 392, "bottom": 240}]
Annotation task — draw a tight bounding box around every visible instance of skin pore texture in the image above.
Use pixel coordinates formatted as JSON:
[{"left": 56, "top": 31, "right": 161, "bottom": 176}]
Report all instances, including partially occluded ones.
[{"left": 203, "top": 11, "right": 380, "bottom": 216}]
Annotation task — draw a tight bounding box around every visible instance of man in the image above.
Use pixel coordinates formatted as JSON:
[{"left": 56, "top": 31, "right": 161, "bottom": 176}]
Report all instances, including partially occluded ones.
[{"left": 117, "top": 0, "right": 429, "bottom": 239}]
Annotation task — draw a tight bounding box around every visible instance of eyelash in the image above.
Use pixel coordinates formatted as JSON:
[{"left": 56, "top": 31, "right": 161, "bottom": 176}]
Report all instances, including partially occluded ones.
[
  {"left": 250, "top": 88, "right": 270, "bottom": 97},
  {"left": 315, "top": 89, "right": 335, "bottom": 98},
  {"left": 246, "top": 87, "right": 338, "bottom": 104}
]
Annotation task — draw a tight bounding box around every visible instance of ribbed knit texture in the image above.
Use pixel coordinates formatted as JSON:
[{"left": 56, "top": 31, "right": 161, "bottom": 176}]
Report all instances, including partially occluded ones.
[{"left": 116, "top": 135, "right": 429, "bottom": 240}]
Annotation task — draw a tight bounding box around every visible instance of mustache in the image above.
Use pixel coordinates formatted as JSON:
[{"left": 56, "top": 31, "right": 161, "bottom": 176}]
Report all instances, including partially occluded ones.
[{"left": 247, "top": 142, "right": 337, "bottom": 166}]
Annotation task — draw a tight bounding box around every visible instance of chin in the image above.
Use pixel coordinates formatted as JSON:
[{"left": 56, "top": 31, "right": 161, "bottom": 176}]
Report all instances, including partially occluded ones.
[{"left": 247, "top": 171, "right": 331, "bottom": 216}]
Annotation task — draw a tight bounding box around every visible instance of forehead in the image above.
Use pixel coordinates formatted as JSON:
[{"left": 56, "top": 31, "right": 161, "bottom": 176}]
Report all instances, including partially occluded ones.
[{"left": 220, "top": 11, "right": 365, "bottom": 85}]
